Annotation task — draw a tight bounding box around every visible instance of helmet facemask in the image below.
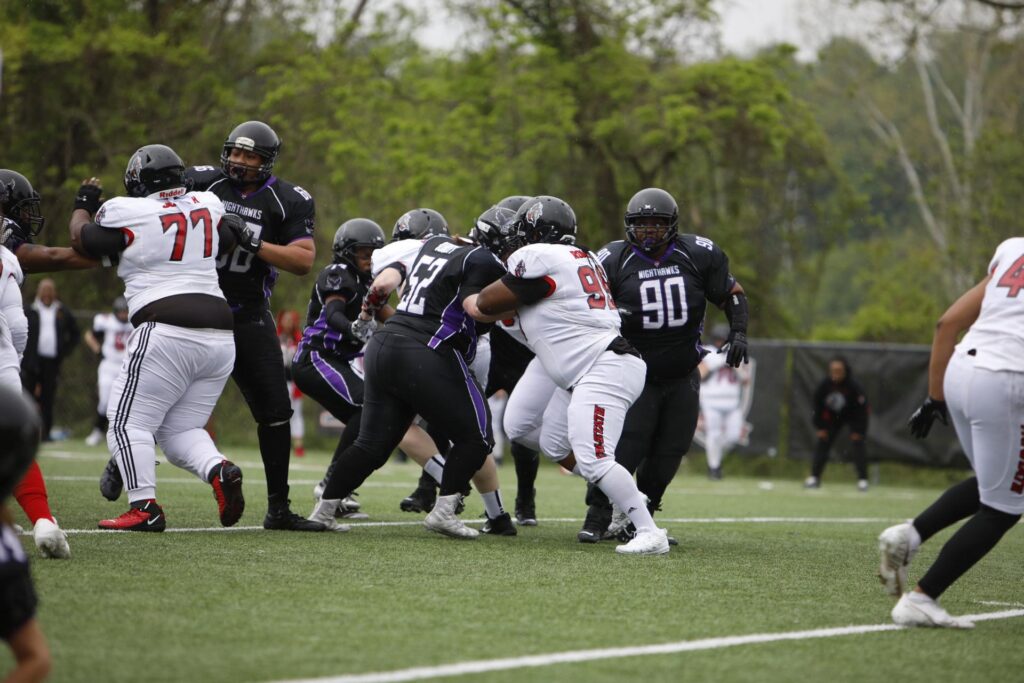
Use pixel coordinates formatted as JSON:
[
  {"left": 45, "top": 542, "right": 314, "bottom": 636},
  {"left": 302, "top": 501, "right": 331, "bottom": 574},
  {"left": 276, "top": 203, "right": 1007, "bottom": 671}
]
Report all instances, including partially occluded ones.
[{"left": 626, "top": 214, "right": 676, "bottom": 253}]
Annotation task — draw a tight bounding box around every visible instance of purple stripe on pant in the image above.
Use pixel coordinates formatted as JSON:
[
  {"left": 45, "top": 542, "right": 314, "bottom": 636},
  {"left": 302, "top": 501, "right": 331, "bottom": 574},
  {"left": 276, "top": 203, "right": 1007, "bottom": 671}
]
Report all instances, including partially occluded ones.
[
  {"left": 310, "top": 351, "right": 354, "bottom": 405},
  {"left": 453, "top": 350, "right": 489, "bottom": 441}
]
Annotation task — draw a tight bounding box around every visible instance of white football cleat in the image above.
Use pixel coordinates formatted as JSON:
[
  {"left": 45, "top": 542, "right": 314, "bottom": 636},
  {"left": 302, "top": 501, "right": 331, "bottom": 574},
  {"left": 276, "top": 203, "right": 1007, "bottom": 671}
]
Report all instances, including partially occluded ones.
[
  {"left": 84, "top": 429, "right": 104, "bottom": 447},
  {"left": 34, "top": 517, "right": 71, "bottom": 559},
  {"left": 857, "top": 479, "right": 869, "bottom": 492},
  {"left": 307, "top": 499, "right": 350, "bottom": 533},
  {"left": 892, "top": 592, "right": 974, "bottom": 629},
  {"left": 615, "top": 527, "right": 670, "bottom": 556},
  {"left": 878, "top": 522, "right": 918, "bottom": 598},
  {"left": 312, "top": 480, "right": 325, "bottom": 502},
  {"left": 424, "top": 494, "right": 478, "bottom": 539},
  {"left": 338, "top": 494, "right": 368, "bottom": 520}
]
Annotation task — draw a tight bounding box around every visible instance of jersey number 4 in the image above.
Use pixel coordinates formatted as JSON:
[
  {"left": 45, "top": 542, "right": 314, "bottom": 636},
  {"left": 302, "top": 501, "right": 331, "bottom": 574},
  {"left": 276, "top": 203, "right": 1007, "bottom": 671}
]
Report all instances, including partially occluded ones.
[{"left": 161, "top": 208, "right": 214, "bottom": 262}]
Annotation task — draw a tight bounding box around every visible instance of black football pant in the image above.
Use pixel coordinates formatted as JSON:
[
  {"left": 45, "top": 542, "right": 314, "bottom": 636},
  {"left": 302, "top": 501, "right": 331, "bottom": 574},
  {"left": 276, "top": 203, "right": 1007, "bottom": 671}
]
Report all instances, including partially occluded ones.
[
  {"left": 292, "top": 349, "right": 366, "bottom": 486},
  {"left": 323, "top": 331, "right": 493, "bottom": 500},
  {"left": 586, "top": 369, "right": 700, "bottom": 514},
  {"left": 810, "top": 418, "right": 868, "bottom": 481},
  {"left": 232, "top": 308, "right": 293, "bottom": 504}
]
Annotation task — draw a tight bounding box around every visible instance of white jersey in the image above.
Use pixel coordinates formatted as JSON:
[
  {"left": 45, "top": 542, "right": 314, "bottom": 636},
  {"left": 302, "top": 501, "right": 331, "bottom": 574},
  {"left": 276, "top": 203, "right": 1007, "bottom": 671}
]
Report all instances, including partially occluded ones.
[
  {"left": 371, "top": 239, "right": 424, "bottom": 278},
  {"left": 95, "top": 189, "right": 227, "bottom": 317},
  {"left": 957, "top": 237, "right": 1024, "bottom": 372},
  {"left": 506, "top": 243, "right": 621, "bottom": 389},
  {"left": 700, "top": 351, "right": 744, "bottom": 407},
  {"left": 0, "top": 246, "right": 25, "bottom": 380},
  {"left": 93, "top": 313, "right": 134, "bottom": 364},
  {"left": 495, "top": 315, "right": 529, "bottom": 346}
]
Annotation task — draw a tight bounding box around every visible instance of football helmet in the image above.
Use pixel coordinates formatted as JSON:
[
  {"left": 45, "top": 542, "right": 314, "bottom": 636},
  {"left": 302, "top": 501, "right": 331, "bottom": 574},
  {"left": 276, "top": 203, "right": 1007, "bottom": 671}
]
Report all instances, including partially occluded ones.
[
  {"left": 221, "top": 120, "right": 280, "bottom": 185},
  {"left": 332, "top": 218, "right": 385, "bottom": 268},
  {"left": 471, "top": 205, "right": 520, "bottom": 261},
  {"left": 0, "top": 169, "right": 45, "bottom": 239},
  {"left": 0, "top": 386, "right": 41, "bottom": 504},
  {"left": 391, "top": 208, "right": 449, "bottom": 242},
  {"left": 113, "top": 296, "right": 129, "bottom": 313},
  {"left": 625, "top": 187, "right": 679, "bottom": 253},
  {"left": 513, "top": 196, "right": 577, "bottom": 246},
  {"left": 495, "top": 195, "right": 531, "bottom": 213},
  {"left": 124, "top": 145, "right": 187, "bottom": 198}
]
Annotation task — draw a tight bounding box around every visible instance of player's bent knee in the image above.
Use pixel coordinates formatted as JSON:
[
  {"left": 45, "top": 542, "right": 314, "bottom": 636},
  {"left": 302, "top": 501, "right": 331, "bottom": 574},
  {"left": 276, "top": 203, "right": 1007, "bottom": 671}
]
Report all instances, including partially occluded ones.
[{"left": 576, "top": 456, "right": 616, "bottom": 484}]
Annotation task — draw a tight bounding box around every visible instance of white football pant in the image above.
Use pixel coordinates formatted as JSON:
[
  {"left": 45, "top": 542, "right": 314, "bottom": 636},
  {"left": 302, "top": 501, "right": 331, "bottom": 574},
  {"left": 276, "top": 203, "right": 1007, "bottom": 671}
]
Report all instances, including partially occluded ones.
[
  {"left": 702, "top": 404, "right": 744, "bottom": 470},
  {"left": 106, "top": 323, "right": 235, "bottom": 503}
]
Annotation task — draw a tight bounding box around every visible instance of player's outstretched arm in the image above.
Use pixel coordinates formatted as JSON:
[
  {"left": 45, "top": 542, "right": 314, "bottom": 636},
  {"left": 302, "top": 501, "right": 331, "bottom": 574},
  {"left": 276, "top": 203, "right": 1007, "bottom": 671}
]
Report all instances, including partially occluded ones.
[
  {"left": 474, "top": 279, "right": 520, "bottom": 321},
  {"left": 251, "top": 238, "right": 315, "bottom": 276},
  {"left": 16, "top": 243, "right": 98, "bottom": 273}
]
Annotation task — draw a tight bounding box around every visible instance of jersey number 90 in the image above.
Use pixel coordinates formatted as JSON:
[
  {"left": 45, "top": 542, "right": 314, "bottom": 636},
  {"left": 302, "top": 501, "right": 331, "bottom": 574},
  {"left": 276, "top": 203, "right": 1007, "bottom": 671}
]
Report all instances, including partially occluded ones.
[{"left": 640, "top": 276, "right": 687, "bottom": 329}]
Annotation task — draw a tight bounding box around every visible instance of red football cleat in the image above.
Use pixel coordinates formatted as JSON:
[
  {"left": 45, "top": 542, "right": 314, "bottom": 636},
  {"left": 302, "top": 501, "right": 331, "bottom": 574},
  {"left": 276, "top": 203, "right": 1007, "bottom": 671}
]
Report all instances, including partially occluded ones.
[
  {"left": 99, "top": 500, "right": 166, "bottom": 532},
  {"left": 210, "top": 460, "right": 245, "bottom": 527}
]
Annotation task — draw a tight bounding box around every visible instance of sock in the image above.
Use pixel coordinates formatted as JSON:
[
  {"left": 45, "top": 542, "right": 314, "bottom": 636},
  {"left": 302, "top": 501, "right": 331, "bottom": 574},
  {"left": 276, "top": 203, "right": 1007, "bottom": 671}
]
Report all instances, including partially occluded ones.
[
  {"left": 917, "top": 504, "right": 1020, "bottom": 599},
  {"left": 258, "top": 422, "right": 292, "bottom": 504},
  {"left": 511, "top": 442, "right": 539, "bottom": 500},
  {"left": 424, "top": 455, "right": 445, "bottom": 485},
  {"left": 914, "top": 477, "right": 980, "bottom": 543},
  {"left": 596, "top": 464, "right": 656, "bottom": 533},
  {"left": 482, "top": 490, "right": 505, "bottom": 518},
  {"left": 14, "top": 461, "right": 53, "bottom": 525}
]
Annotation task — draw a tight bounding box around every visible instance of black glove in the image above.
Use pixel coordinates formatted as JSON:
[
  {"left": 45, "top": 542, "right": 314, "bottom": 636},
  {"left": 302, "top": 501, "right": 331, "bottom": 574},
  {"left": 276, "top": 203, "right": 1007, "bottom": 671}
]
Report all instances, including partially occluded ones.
[
  {"left": 719, "top": 330, "right": 748, "bottom": 368},
  {"left": 75, "top": 184, "right": 103, "bottom": 214},
  {"left": 224, "top": 214, "right": 261, "bottom": 253},
  {"left": 908, "top": 397, "right": 948, "bottom": 439}
]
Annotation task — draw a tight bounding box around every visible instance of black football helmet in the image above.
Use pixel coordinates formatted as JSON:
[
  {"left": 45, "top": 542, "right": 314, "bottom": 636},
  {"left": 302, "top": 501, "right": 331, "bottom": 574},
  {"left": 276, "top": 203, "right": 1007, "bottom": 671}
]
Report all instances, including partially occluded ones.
[
  {"left": 391, "top": 208, "right": 449, "bottom": 242},
  {"left": 0, "top": 386, "right": 41, "bottom": 504},
  {"left": 495, "top": 195, "right": 532, "bottom": 213},
  {"left": 513, "top": 196, "right": 577, "bottom": 246},
  {"left": 0, "top": 169, "right": 45, "bottom": 239},
  {"left": 333, "top": 218, "right": 385, "bottom": 269},
  {"left": 124, "top": 145, "right": 188, "bottom": 198},
  {"left": 625, "top": 187, "right": 679, "bottom": 253},
  {"left": 221, "top": 121, "right": 280, "bottom": 185},
  {"left": 471, "top": 205, "right": 521, "bottom": 261}
]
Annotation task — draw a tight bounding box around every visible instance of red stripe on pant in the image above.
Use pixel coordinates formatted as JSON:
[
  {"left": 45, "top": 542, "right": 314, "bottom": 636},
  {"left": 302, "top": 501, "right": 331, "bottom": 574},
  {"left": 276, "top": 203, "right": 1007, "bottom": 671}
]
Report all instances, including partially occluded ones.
[
  {"left": 14, "top": 461, "right": 53, "bottom": 525},
  {"left": 594, "top": 405, "right": 606, "bottom": 458}
]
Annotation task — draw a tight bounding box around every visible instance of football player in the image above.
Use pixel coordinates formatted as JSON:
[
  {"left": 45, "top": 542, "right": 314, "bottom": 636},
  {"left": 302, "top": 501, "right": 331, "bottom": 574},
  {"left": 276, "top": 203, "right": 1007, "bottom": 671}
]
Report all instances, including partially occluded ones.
[
  {"left": 310, "top": 222, "right": 510, "bottom": 538},
  {"left": 70, "top": 144, "right": 245, "bottom": 531},
  {"left": 877, "top": 236, "right": 1024, "bottom": 629},
  {"left": 804, "top": 357, "right": 870, "bottom": 491},
  {"left": 84, "top": 296, "right": 133, "bottom": 447},
  {"left": 581, "top": 187, "right": 749, "bottom": 543},
  {"left": 0, "top": 385, "right": 51, "bottom": 683},
  {"left": 699, "top": 323, "right": 753, "bottom": 480},
  {"left": 186, "top": 121, "right": 323, "bottom": 531},
  {"left": 477, "top": 196, "right": 670, "bottom": 555}
]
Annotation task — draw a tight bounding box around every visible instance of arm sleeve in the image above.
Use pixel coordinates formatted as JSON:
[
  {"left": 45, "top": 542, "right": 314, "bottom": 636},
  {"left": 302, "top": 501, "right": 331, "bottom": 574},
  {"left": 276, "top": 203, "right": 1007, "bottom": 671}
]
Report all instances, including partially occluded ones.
[
  {"left": 462, "top": 250, "right": 507, "bottom": 297},
  {"left": 279, "top": 186, "right": 316, "bottom": 244},
  {"left": 323, "top": 298, "right": 353, "bottom": 339},
  {"left": 80, "top": 223, "right": 127, "bottom": 257},
  {"left": 500, "top": 273, "right": 555, "bottom": 305}
]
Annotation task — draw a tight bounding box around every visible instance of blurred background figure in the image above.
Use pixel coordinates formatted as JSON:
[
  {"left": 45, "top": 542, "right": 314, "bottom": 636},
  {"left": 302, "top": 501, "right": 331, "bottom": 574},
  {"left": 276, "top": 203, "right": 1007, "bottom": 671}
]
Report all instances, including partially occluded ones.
[
  {"left": 487, "top": 389, "right": 508, "bottom": 466},
  {"left": 805, "top": 356, "right": 870, "bottom": 491},
  {"left": 699, "top": 324, "right": 753, "bottom": 480},
  {"left": 277, "top": 309, "right": 305, "bottom": 457},
  {"left": 84, "top": 296, "right": 132, "bottom": 446},
  {"left": 22, "top": 278, "right": 79, "bottom": 441}
]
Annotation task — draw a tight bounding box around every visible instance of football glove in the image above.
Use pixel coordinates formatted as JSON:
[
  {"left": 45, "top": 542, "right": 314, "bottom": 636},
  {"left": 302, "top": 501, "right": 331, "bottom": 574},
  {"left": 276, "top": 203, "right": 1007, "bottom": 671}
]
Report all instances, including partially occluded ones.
[
  {"left": 75, "top": 182, "right": 103, "bottom": 215},
  {"left": 719, "top": 330, "right": 748, "bottom": 368},
  {"left": 350, "top": 316, "right": 377, "bottom": 344},
  {"left": 224, "top": 214, "right": 262, "bottom": 253},
  {"left": 363, "top": 286, "right": 389, "bottom": 317},
  {"left": 908, "top": 397, "right": 948, "bottom": 439}
]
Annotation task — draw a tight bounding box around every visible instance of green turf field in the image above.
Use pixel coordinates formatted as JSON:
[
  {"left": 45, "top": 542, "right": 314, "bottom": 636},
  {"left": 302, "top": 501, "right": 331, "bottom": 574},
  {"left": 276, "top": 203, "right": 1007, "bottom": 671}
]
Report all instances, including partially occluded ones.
[{"left": 3, "top": 442, "right": 1021, "bottom": 683}]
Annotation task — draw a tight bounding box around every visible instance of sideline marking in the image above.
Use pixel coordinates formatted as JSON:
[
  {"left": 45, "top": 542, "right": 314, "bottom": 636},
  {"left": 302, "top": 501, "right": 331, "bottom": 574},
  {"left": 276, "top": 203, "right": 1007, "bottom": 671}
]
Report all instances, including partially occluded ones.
[
  {"left": 33, "top": 516, "right": 897, "bottom": 536},
  {"left": 271, "top": 609, "right": 1024, "bottom": 683}
]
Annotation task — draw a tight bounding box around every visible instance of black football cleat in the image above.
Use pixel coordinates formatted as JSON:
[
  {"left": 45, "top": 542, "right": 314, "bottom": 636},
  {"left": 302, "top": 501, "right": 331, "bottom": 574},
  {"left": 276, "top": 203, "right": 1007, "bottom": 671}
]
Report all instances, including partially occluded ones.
[
  {"left": 264, "top": 501, "right": 327, "bottom": 531},
  {"left": 515, "top": 491, "right": 537, "bottom": 526},
  {"left": 399, "top": 484, "right": 437, "bottom": 513},
  {"left": 481, "top": 512, "right": 517, "bottom": 536},
  {"left": 577, "top": 503, "right": 611, "bottom": 544},
  {"left": 100, "top": 456, "right": 123, "bottom": 501}
]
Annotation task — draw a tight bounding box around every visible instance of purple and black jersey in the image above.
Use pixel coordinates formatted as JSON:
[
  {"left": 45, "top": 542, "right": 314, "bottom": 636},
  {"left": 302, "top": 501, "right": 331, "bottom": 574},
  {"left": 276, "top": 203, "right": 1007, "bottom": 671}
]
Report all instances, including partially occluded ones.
[
  {"left": 598, "top": 234, "right": 734, "bottom": 379},
  {"left": 186, "top": 166, "right": 315, "bottom": 310},
  {"left": 296, "top": 262, "right": 369, "bottom": 361},
  {"left": 385, "top": 236, "right": 505, "bottom": 361}
]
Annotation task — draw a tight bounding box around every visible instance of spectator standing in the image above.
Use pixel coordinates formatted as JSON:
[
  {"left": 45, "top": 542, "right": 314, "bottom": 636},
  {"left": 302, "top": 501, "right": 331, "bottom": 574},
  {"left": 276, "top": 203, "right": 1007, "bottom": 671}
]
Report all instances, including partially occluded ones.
[
  {"left": 22, "top": 278, "right": 79, "bottom": 441},
  {"left": 277, "top": 309, "right": 305, "bottom": 457}
]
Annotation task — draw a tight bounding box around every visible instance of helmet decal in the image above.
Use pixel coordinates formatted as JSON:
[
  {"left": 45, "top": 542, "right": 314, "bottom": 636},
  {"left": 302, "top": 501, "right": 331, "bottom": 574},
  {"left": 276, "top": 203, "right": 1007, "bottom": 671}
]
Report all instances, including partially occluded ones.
[
  {"left": 233, "top": 136, "right": 256, "bottom": 151},
  {"left": 525, "top": 201, "right": 543, "bottom": 227}
]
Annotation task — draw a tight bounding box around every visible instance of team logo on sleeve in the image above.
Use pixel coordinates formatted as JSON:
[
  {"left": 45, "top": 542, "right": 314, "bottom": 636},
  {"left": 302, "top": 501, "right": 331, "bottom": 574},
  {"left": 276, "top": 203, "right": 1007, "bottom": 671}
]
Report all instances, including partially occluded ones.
[
  {"left": 95, "top": 205, "right": 107, "bottom": 223},
  {"left": 525, "top": 202, "right": 543, "bottom": 226},
  {"left": 514, "top": 259, "right": 526, "bottom": 278}
]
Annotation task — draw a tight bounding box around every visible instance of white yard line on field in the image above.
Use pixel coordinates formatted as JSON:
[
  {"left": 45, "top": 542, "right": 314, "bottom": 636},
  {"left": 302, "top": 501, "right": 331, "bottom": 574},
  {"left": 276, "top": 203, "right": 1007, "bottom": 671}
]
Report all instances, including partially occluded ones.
[
  {"left": 44, "top": 475, "right": 411, "bottom": 489},
  {"left": 33, "top": 516, "right": 897, "bottom": 536},
  {"left": 270, "top": 609, "right": 1024, "bottom": 683}
]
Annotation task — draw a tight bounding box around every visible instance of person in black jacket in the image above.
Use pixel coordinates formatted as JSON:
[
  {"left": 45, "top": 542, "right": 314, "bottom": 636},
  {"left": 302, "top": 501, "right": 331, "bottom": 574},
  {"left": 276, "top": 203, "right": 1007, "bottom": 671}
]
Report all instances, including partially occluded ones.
[
  {"left": 22, "top": 279, "right": 79, "bottom": 441},
  {"left": 805, "top": 356, "right": 870, "bottom": 491}
]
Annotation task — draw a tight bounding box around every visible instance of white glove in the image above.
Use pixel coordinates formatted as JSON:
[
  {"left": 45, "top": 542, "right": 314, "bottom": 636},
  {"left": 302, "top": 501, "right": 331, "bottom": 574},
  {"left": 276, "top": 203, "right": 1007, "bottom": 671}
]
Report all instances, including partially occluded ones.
[{"left": 350, "top": 316, "right": 377, "bottom": 344}]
